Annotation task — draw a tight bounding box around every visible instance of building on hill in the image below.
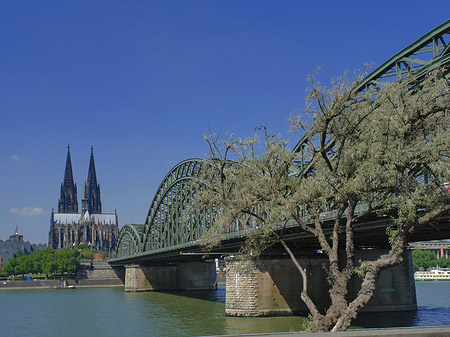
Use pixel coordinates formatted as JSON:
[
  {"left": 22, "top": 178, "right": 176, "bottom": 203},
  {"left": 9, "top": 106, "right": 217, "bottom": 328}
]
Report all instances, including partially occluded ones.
[
  {"left": 9, "top": 226, "right": 23, "bottom": 242},
  {"left": 0, "top": 228, "right": 46, "bottom": 267},
  {"left": 409, "top": 240, "right": 450, "bottom": 259},
  {"left": 48, "top": 146, "right": 119, "bottom": 251}
]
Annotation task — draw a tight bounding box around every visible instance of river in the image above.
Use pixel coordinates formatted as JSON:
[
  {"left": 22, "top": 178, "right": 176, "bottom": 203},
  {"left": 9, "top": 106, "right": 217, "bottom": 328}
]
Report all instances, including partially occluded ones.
[{"left": 1, "top": 281, "right": 449, "bottom": 336}]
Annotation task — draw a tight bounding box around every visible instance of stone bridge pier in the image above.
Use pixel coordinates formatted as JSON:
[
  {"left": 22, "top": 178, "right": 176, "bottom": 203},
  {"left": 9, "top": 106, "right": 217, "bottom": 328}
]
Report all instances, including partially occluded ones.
[
  {"left": 225, "top": 250, "right": 417, "bottom": 316},
  {"left": 124, "top": 261, "right": 217, "bottom": 292}
]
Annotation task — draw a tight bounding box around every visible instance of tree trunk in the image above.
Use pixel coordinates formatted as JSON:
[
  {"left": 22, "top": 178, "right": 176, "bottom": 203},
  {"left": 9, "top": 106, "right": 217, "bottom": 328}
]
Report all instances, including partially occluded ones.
[{"left": 331, "top": 247, "right": 405, "bottom": 331}]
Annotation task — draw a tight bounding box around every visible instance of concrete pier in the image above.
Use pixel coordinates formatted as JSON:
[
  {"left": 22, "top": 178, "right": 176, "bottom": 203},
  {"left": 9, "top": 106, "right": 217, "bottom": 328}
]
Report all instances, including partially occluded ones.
[
  {"left": 124, "top": 261, "right": 216, "bottom": 292},
  {"left": 225, "top": 250, "right": 416, "bottom": 316}
]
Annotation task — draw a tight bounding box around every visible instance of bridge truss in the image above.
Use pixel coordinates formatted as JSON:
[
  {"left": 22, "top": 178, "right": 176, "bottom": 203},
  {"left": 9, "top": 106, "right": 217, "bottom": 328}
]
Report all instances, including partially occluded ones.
[{"left": 113, "top": 159, "right": 218, "bottom": 263}]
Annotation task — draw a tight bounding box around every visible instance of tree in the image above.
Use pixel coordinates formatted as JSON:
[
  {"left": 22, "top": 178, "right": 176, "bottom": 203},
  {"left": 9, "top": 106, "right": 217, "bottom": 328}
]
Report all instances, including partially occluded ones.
[
  {"left": 412, "top": 249, "right": 450, "bottom": 270},
  {"left": 412, "top": 249, "right": 437, "bottom": 270},
  {"left": 3, "top": 248, "right": 81, "bottom": 278},
  {"left": 195, "top": 69, "right": 450, "bottom": 332}
]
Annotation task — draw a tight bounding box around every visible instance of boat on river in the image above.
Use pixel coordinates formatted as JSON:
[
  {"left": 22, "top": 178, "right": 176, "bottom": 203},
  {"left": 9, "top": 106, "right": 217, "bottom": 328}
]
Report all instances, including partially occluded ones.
[{"left": 414, "top": 269, "right": 450, "bottom": 281}]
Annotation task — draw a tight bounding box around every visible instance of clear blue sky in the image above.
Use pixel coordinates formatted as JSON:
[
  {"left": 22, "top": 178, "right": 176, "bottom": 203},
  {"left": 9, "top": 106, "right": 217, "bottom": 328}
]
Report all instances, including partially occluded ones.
[{"left": 1, "top": 0, "right": 448, "bottom": 244}]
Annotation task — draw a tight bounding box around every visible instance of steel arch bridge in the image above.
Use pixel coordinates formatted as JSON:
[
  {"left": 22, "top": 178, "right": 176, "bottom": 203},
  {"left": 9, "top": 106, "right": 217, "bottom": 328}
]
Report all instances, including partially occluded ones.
[
  {"left": 111, "top": 20, "right": 450, "bottom": 265},
  {"left": 112, "top": 159, "right": 222, "bottom": 263}
]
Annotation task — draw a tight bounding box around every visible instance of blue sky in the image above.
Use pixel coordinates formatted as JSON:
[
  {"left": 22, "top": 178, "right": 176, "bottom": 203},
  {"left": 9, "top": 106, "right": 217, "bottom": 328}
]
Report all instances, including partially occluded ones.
[{"left": 1, "top": 1, "right": 448, "bottom": 244}]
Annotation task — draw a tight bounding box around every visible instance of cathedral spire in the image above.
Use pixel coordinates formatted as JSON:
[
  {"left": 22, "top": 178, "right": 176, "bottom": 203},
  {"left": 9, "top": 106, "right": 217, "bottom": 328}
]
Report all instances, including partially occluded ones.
[
  {"left": 58, "top": 145, "right": 78, "bottom": 213},
  {"left": 87, "top": 146, "right": 102, "bottom": 214},
  {"left": 64, "top": 145, "right": 75, "bottom": 187},
  {"left": 81, "top": 180, "right": 88, "bottom": 214}
]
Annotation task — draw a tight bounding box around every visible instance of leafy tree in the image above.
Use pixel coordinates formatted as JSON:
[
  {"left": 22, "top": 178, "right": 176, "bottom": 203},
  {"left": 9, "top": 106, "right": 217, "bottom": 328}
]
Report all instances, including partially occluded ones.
[
  {"left": 412, "top": 249, "right": 437, "bottom": 270},
  {"left": 40, "top": 249, "right": 57, "bottom": 277},
  {"left": 81, "top": 250, "right": 94, "bottom": 260},
  {"left": 3, "top": 248, "right": 80, "bottom": 278},
  {"left": 3, "top": 258, "right": 17, "bottom": 276},
  {"left": 58, "top": 248, "right": 80, "bottom": 274},
  {"left": 435, "top": 256, "right": 450, "bottom": 268},
  {"left": 101, "top": 251, "right": 109, "bottom": 260},
  {"left": 195, "top": 69, "right": 450, "bottom": 331},
  {"left": 412, "top": 249, "right": 450, "bottom": 270}
]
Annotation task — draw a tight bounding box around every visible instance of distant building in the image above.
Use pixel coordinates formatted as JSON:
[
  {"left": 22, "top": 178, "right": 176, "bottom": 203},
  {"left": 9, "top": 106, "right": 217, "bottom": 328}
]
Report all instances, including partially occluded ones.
[
  {"left": 409, "top": 240, "right": 450, "bottom": 259},
  {"left": 48, "top": 146, "right": 119, "bottom": 251},
  {"left": 9, "top": 226, "right": 23, "bottom": 242},
  {"left": 0, "top": 228, "right": 46, "bottom": 266}
]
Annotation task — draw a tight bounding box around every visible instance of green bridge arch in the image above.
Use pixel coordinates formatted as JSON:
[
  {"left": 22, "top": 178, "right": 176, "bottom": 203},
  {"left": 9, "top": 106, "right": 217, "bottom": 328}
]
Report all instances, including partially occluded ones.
[{"left": 114, "top": 159, "right": 215, "bottom": 260}]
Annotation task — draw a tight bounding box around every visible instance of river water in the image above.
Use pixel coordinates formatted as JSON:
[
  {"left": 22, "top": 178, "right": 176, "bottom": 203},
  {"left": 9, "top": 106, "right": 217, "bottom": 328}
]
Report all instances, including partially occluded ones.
[{"left": 1, "top": 282, "right": 449, "bottom": 336}]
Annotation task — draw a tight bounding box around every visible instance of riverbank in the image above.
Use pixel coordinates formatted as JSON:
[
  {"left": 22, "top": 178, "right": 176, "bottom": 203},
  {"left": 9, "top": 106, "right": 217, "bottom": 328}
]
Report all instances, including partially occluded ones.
[
  {"left": 0, "top": 260, "right": 124, "bottom": 290},
  {"left": 0, "top": 277, "right": 123, "bottom": 290}
]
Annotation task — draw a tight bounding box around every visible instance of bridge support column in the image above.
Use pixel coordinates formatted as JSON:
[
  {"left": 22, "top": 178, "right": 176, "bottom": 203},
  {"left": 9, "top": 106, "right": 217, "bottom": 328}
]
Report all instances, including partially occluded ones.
[
  {"left": 124, "top": 262, "right": 216, "bottom": 292},
  {"left": 225, "top": 250, "right": 416, "bottom": 316}
]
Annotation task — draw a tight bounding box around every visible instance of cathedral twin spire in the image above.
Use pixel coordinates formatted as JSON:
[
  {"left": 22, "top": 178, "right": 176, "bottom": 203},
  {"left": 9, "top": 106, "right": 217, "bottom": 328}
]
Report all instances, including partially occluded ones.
[
  {"left": 58, "top": 145, "right": 78, "bottom": 213},
  {"left": 58, "top": 145, "right": 102, "bottom": 214}
]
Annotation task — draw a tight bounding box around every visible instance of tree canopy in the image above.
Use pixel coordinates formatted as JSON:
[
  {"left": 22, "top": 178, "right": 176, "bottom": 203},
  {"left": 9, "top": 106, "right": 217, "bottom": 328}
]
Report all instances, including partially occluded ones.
[
  {"left": 195, "top": 69, "right": 450, "bottom": 331},
  {"left": 412, "top": 249, "right": 450, "bottom": 270},
  {"left": 2, "top": 248, "right": 80, "bottom": 278}
]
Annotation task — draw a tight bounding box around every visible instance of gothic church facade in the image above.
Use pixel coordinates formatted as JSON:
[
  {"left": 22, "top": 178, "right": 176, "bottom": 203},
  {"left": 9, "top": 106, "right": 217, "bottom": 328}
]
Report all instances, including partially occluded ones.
[{"left": 49, "top": 146, "right": 119, "bottom": 251}]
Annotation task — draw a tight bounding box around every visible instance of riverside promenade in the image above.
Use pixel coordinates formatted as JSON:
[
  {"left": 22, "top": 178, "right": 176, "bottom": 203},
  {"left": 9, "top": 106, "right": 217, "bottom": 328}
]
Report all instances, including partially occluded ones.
[
  {"left": 0, "top": 278, "right": 123, "bottom": 289},
  {"left": 221, "top": 326, "right": 450, "bottom": 337},
  {"left": 0, "top": 260, "right": 124, "bottom": 290}
]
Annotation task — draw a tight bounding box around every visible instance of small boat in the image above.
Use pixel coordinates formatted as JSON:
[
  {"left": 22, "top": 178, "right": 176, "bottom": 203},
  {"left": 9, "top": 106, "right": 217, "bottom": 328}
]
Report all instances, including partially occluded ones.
[
  {"left": 53, "top": 285, "right": 75, "bottom": 289},
  {"left": 414, "top": 269, "right": 450, "bottom": 281}
]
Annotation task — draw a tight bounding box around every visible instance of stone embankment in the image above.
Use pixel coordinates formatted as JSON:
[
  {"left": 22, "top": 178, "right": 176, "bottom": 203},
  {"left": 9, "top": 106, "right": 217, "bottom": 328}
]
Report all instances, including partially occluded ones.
[
  {"left": 0, "top": 260, "right": 124, "bottom": 290},
  {"left": 225, "top": 326, "right": 450, "bottom": 337}
]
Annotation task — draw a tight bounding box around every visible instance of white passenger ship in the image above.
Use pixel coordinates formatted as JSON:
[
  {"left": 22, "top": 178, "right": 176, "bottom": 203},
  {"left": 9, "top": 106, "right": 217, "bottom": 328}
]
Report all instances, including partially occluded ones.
[{"left": 414, "top": 269, "right": 450, "bottom": 281}]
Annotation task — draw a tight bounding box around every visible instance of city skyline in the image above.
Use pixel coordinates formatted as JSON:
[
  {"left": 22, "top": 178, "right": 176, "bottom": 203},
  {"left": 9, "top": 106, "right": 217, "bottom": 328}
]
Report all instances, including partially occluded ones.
[{"left": 1, "top": 1, "right": 449, "bottom": 243}]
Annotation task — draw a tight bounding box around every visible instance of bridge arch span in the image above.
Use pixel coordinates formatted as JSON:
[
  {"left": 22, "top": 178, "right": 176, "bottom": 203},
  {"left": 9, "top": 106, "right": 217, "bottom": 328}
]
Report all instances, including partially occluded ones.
[
  {"left": 356, "top": 20, "right": 450, "bottom": 92},
  {"left": 141, "top": 158, "right": 213, "bottom": 252},
  {"left": 115, "top": 224, "right": 145, "bottom": 258}
]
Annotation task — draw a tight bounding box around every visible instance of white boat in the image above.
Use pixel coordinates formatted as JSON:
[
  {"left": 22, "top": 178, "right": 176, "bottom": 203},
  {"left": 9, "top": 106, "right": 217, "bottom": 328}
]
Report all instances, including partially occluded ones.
[{"left": 414, "top": 269, "right": 450, "bottom": 281}]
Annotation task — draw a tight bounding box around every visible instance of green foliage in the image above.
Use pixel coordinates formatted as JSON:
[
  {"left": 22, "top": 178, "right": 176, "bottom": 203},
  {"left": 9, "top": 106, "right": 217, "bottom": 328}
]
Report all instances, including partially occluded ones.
[
  {"left": 3, "top": 248, "right": 80, "bottom": 277},
  {"left": 81, "top": 250, "right": 94, "bottom": 260},
  {"left": 76, "top": 244, "right": 102, "bottom": 260},
  {"left": 412, "top": 249, "right": 450, "bottom": 270},
  {"left": 101, "top": 251, "right": 109, "bottom": 260},
  {"left": 355, "top": 260, "right": 372, "bottom": 278}
]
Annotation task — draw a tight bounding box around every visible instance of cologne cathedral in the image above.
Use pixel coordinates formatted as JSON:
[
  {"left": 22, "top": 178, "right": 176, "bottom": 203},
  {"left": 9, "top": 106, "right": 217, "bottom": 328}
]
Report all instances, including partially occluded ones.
[{"left": 48, "top": 146, "right": 119, "bottom": 251}]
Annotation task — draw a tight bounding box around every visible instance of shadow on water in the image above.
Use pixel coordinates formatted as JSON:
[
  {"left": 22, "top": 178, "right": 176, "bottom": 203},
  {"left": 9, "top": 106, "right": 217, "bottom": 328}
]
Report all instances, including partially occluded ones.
[
  {"left": 119, "top": 280, "right": 450, "bottom": 335},
  {"left": 122, "top": 286, "right": 309, "bottom": 336},
  {"left": 161, "top": 285, "right": 226, "bottom": 304},
  {"left": 413, "top": 306, "right": 450, "bottom": 326},
  {"left": 352, "top": 310, "right": 417, "bottom": 329},
  {"left": 352, "top": 306, "right": 450, "bottom": 329}
]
